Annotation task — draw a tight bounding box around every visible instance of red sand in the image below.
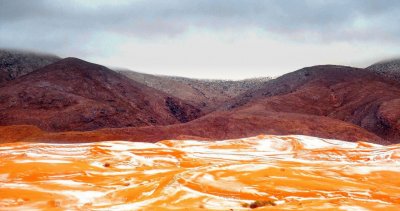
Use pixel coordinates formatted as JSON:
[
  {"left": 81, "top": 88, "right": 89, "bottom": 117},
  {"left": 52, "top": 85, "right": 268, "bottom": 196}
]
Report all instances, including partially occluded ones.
[{"left": 0, "top": 135, "right": 399, "bottom": 210}]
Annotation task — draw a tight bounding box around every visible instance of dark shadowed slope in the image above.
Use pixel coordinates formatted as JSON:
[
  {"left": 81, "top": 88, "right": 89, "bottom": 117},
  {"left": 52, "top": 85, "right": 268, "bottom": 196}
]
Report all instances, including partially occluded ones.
[
  {"left": 222, "top": 65, "right": 400, "bottom": 143},
  {"left": 0, "top": 58, "right": 202, "bottom": 131},
  {"left": 118, "top": 70, "right": 270, "bottom": 112},
  {"left": 0, "top": 49, "right": 60, "bottom": 85},
  {"left": 367, "top": 58, "right": 400, "bottom": 82}
]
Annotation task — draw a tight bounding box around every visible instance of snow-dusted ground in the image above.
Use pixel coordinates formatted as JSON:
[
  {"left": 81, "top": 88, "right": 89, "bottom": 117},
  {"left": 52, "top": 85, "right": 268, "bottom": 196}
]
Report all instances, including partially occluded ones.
[{"left": 0, "top": 135, "right": 399, "bottom": 210}]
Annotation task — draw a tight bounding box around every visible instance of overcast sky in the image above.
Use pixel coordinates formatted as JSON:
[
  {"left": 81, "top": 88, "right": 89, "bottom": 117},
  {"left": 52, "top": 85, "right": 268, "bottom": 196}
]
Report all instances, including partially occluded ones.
[{"left": 1, "top": 0, "right": 400, "bottom": 79}]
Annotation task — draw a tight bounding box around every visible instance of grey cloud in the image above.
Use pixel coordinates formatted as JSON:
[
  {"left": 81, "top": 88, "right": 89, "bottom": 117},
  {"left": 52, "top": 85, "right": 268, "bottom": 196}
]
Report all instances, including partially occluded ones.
[{"left": 1, "top": 0, "right": 400, "bottom": 52}]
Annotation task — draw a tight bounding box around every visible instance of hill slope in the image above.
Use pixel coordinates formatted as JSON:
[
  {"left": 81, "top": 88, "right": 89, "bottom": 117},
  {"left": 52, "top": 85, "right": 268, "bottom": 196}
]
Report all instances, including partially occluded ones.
[
  {"left": 1, "top": 65, "right": 394, "bottom": 144},
  {"left": 119, "top": 70, "right": 270, "bottom": 111},
  {"left": 221, "top": 65, "right": 400, "bottom": 143},
  {"left": 0, "top": 58, "right": 202, "bottom": 131},
  {"left": 0, "top": 58, "right": 397, "bottom": 144},
  {"left": 0, "top": 49, "right": 60, "bottom": 85}
]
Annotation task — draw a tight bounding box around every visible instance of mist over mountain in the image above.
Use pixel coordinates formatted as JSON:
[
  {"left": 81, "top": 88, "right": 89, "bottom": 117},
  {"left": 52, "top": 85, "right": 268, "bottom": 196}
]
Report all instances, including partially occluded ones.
[
  {"left": 367, "top": 58, "right": 400, "bottom": 81},
  {"left": 0, "top": 49, "right": 60, "bottom": 85}
]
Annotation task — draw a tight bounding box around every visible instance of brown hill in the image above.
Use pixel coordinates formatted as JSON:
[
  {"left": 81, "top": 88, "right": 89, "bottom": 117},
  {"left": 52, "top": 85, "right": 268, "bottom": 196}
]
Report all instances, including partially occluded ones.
[
  {"left": 28, "top": 64, "right": 388, "bottom": 145},
  {"left": 118, "top": 70, "right": 270, "bottom": 112},
  {"left": 1, "top": 65, "right": 391, "bottom": 144},
  {"left": 0, "top": 58, "right": 202, "bottom": 131},
  {"left": 0, "top": 49, "right": 60, "bottom": 86},
  {"left": 0, "top": 61, "right": 398, "bottom": 145},
  {"left": 222, "top": 65, "right": 400, "bottom": 143}
]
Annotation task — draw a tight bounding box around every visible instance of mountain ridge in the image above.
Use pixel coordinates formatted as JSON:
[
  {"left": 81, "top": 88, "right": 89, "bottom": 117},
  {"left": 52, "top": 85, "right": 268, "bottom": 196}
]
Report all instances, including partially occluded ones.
[
  {"left": 220, "top": 65, "right": 400, "bottom": 143},
  {"left": 0, "top": 51, "right": 399, "bottom": 144},
  {"left": 0, "top": 57, "right": 202, "bottom": 131}
]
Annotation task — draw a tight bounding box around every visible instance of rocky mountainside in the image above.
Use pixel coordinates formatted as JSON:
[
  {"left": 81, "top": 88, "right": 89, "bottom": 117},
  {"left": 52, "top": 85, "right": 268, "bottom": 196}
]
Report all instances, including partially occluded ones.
[
  {"left": 119, "top": 70, "right": 270, "bottom": 112},
  {"left": 0, "top": 49, "right": 60, "bottom": 85},
  {"left": 6, "top": 65, "right": 398, "bottom": 144},
  {"left": 221, "top": 65, "right": 400, "bottom": 143},
  {"left": 0, "top": 54, "right": 399, "bottom": 144},
  {"left": 0, "top": 58, "right": 202, "bottom": 131},
  {"left": 367, "top": 58, "right": 400, "bottom": 81}
]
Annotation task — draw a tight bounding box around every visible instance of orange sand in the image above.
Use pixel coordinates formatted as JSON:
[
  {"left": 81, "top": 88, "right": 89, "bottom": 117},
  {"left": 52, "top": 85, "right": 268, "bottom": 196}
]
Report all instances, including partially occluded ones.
[{"left": 0, "top": 135, "right": 399, "bottom": 210}]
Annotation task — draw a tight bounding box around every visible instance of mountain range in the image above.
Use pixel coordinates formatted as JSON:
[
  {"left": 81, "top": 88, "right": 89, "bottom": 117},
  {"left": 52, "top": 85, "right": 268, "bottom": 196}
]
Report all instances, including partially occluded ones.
[
  {"left": 0, "top": 49, "right": 399, "bottom": 145},
  {"left": 118, "top": 69, "right": 270, "bottom": 112}
]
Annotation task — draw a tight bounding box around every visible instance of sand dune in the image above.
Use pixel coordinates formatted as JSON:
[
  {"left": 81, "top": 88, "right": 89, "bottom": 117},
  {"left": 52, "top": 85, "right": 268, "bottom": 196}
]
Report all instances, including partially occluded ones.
[{"left": 0, "top": 135, "right": 399, "bottom": 210}]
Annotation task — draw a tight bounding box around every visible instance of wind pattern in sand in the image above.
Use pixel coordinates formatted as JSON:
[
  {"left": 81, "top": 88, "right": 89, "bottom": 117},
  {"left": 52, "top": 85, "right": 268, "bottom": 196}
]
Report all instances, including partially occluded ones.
[{"left": 0, "top": 135, "right": 399, "bottom": 210}]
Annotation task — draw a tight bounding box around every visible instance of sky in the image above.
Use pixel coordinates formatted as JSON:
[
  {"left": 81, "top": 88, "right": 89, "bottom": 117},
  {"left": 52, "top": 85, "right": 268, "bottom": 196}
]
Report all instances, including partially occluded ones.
[{"left": 1, "top": 0, "right": 400, "bottom": 79}]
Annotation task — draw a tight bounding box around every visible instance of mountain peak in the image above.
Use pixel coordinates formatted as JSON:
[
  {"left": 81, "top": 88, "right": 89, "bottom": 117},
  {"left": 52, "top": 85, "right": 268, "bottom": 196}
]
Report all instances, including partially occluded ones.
[
  {"left": 48, "top": 57, "right": 103, "bottom": 69},
  {"left": 28, "top": 57, "right": 115, "bottom": 80}
]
